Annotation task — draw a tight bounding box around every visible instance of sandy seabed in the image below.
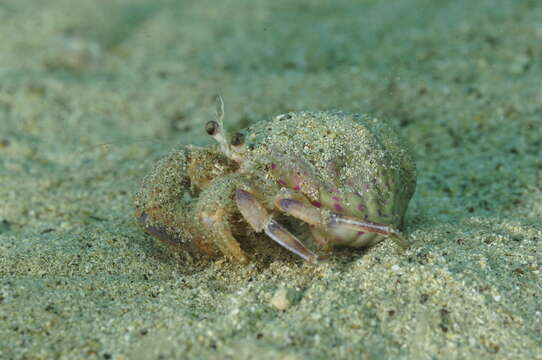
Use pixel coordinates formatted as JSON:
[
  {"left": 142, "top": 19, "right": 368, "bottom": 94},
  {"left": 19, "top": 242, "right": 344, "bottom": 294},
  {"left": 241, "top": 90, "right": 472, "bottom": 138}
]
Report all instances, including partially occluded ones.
[{"left": 1, "top": 1, "right": 541, "bottom": 359}]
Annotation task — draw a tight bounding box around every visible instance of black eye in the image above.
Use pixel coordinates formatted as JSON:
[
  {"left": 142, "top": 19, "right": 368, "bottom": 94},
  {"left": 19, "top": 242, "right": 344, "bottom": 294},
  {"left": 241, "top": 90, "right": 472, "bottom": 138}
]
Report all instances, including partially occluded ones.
[
  {"left": 205, "top": 120, "right": 219, "bottom": 135},
  {"left": 231, "top": 132, "right": 245, "bottom": 146}
]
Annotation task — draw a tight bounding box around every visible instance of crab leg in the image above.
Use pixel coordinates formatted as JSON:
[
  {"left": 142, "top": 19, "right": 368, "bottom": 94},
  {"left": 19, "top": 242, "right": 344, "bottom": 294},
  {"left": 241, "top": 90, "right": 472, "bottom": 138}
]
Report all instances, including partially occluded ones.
[
  {"left": 276, "top": 198, "right": 409, "bottom": 249},
  {"left": 265, "top": 220, "right": 319, "bottom": 264},
  {"left": 235, "top": 189, "right": 319, "bottom": 264}
]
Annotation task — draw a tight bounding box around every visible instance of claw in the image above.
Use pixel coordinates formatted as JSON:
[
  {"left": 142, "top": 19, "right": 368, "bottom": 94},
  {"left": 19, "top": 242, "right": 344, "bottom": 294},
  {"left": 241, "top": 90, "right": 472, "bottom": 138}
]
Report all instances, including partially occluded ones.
[
  {"left": 137, "top": 211, "right": 182, "bottom": 245},
  {"left": 137, "top": 210, "right": 210, "bottom": 256},
  {"left": 199, "top": 208, "right": 249, "bottom": 263}
]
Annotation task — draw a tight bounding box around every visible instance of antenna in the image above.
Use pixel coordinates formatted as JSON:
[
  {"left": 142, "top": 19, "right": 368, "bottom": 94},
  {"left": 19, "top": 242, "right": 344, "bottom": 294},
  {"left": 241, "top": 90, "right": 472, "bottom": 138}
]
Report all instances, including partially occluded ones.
[{"left": 215, "top": 94, "right": 224, "bottom": 125}]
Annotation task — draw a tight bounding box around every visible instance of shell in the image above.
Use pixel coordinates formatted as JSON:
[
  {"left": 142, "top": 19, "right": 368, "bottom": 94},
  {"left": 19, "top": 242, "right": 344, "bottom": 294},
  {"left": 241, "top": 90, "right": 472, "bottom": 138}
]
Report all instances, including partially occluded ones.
[{"left": 244, "top": 111, "right": 416, "bottom": 229}]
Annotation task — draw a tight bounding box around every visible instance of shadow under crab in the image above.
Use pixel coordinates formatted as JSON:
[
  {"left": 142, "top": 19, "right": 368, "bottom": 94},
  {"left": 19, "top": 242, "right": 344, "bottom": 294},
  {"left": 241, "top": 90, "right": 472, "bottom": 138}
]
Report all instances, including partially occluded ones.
[{"left": 135, "top": 98, "right": 416, "bottom": 264}]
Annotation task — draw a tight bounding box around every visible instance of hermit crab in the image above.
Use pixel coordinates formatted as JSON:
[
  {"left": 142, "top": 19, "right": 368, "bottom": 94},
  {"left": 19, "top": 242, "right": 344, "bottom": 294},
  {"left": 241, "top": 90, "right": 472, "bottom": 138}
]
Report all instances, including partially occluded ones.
[{"left": 135, "top": 98, "right": 416, "bottom": 264}]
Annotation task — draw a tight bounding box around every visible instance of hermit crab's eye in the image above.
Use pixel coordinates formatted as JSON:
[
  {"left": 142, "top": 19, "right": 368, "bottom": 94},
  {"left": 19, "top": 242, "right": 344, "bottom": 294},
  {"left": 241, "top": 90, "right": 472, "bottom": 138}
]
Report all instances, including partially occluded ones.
[
  {"left": 231, "top": 132, "right": 245, "bottom": 146},
  {"left": 205, "top": 120, "right": 220, "bottom": 136}
]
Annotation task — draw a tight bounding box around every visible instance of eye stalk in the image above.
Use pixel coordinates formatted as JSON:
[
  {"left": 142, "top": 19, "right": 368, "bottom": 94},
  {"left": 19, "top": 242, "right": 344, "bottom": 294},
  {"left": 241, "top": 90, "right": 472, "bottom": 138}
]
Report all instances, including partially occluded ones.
[
  {"left": 205, "top": 120, "right": 220, "bottom": 136},
  {"left": 206, "top": 95, "right": 246, "bottom": 163},
  {"left": 231, "top": 132, "right": 245, "bottom": 146}
]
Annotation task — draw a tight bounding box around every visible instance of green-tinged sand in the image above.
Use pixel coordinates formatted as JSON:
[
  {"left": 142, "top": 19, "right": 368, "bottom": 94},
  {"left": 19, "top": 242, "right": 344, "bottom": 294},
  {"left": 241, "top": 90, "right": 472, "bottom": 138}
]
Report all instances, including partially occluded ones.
[{"left": 1, "top": 0, "right": 541, "bottom": 359}]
